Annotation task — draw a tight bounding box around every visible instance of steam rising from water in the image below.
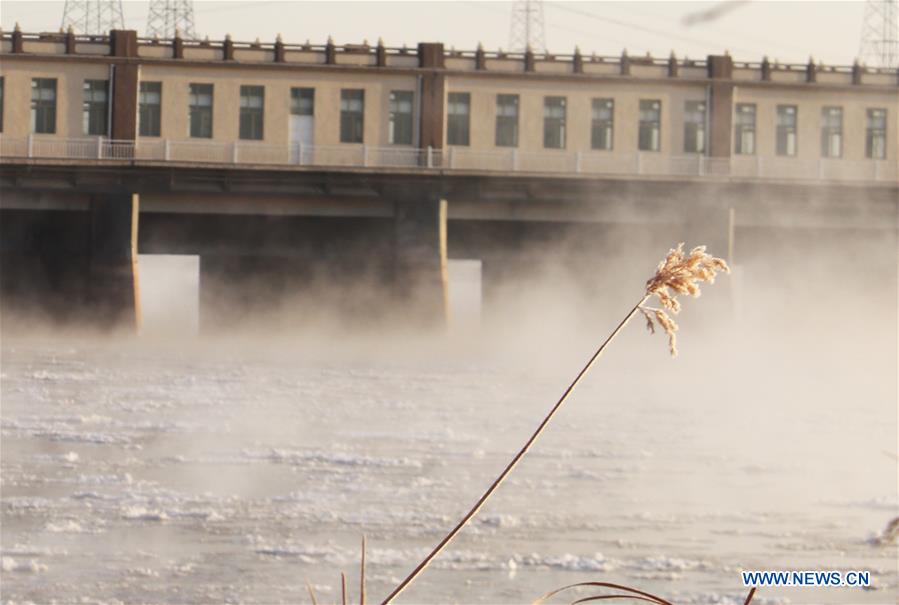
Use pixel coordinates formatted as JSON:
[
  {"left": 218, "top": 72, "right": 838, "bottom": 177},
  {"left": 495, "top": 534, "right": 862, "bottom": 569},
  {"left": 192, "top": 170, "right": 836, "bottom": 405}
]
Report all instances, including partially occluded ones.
[{"left": 1, "top": 195, "right": 897, "bottom": 603}]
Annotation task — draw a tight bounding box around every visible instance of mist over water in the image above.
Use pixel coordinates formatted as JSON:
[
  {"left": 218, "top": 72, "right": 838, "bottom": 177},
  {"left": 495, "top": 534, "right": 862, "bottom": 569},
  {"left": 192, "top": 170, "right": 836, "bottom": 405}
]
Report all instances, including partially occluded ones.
[{"left": 1, "top": 205, "right": 897, "bottom": 604}]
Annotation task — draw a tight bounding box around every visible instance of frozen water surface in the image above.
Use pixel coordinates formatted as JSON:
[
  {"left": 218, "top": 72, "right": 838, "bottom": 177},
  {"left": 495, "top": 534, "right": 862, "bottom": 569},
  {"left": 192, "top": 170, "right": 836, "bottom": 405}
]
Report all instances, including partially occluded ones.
[{"left": 1, "top": 335, "right": 896, "bottom": 604}]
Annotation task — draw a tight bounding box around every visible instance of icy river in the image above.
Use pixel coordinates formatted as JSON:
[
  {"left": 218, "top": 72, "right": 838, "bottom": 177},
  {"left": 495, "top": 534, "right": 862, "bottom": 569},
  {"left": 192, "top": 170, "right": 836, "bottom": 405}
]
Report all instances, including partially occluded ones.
[{"left": 1, "top": 328, "right": 896, "bottom": 605}]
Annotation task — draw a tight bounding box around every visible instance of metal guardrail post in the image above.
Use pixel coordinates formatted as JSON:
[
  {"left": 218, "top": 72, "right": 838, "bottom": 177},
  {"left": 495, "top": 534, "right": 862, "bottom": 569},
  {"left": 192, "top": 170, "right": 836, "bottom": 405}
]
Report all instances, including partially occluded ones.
[
  {"left": 575, "top": 151, "right": 582, "bottom": 173},
  {"left": 426, "top": 146, "right": 432, "bottom": 168},
  {"left": 296, "top": 142, "right": 302, "bottom": 165},
  {"left": 512, "top": 149, "right": 518, "bottom": 171},
  {"left": 97, "top": 136, "right": 104, "bottom": 159},
  {"left": 447, "top": 146, "right": 454, "bottom": 169},
  {"left": 232, "top": 142, "right": 239, "bottom": 163},
  {"left": 363, "top": 145, "right": 369, "bottom": 167},
  {"left": 27, "top": 134, "right": 34, "bottom": 158},
  {"left": 164, "top": 139, "right": 171, "bottom": 161}
]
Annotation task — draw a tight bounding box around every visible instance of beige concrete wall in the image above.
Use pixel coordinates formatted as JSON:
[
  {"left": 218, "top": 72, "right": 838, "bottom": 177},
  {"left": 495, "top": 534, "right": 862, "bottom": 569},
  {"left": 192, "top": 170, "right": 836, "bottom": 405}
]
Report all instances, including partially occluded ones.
[
  {"left": 733, "top": 85, "right": 899, "bottom": 162},
  {"left": 0, "top": 59, "right": 109, "bottom": 138},
  {"left": 138, "top": 64, "right": 419, "bottom": 147},
  {"left": 0, "top": 54, "right": 895, "bottom": 174},
  {"left": 445, "top": 75, "right": 708, "bottom": 155}
]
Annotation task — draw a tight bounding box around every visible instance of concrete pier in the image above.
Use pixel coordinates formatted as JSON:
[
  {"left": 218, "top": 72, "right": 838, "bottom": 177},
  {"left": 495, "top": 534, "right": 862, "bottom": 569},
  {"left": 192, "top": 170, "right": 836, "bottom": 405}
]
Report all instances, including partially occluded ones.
[{"left": 0, "top": 194, "right": 140, "bottom": 331}]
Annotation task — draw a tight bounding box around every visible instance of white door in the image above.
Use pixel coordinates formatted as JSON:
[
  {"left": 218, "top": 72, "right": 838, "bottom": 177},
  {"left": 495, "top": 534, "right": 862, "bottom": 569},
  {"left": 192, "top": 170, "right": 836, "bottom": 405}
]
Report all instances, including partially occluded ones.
[{"left": 290, "top": 115, "right": 314, "bottom": 164}]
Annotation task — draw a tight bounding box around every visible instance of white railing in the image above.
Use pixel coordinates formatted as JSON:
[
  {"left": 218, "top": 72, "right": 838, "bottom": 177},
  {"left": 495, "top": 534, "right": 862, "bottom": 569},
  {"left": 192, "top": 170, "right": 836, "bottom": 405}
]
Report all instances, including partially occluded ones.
[{"left": 0, "top": 135, "right": 894, "bottom": 183}]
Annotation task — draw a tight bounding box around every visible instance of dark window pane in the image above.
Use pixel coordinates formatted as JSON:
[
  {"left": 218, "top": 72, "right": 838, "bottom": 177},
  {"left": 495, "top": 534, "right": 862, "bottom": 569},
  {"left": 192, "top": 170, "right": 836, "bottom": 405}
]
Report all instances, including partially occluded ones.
[
  {"left": 734, "top": 103, "right": 756, "bottom": 155},
  {"left": 291, "top": 88, "right": 314, "bottom": 115},
  {"left": 340, "top": 89, "right": 364, "bottom": 143},
  {"left": 83, "top": 80, "right": 108, "bottom": 136},
  {"left": 591, "top": 98, "right": 613, "bottom": 150},
  {"left": 543, "top": 96, "right": 566, "bottom": 149},
  {"left": 189, "top": 83, "right": 214, "bottom": 138},
  {"left": 776, "top": 105, "right": 797, "bottom": 156},
  {"left": 31, "top": 78, "right": 57, "bottom": 134},
  {"left": 239, "top": 85, "right": 264, "bottom": 140},
  {"left": 866, "top": 108, "right": 886, "bottom": 160},
  {"left": 447, "top": 92, "right": 470, "bottom": 146},
  {"left": 139, "top": 82, "right": 162, "bottom": 137},
  {"left": 683, "top": 100, "right": 706, "bottom": 154},
  {"left": 638, "top": 99, "right": 661, "bottom": 151},
  {"left": 496, "top": 94, "right": 519, "bottom": 147},
  {"left": 820, "top": 106, "right": 842, "bottom": 158}
]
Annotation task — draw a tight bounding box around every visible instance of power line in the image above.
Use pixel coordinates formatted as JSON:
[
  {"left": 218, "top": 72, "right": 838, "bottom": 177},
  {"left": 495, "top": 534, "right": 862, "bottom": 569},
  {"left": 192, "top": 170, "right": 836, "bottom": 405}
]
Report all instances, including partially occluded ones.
[{"left": 546, "top": 2, "right": 759, "bottom": 57}]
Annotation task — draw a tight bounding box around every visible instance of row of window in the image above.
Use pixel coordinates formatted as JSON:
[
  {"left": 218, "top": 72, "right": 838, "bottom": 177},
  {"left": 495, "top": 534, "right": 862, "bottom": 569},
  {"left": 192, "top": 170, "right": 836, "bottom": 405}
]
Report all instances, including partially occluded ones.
[
  {"left": 448, "top": 93, "right": 888, "bottom": 159},
  {"left": 735, "top": 103, "right": 887, "bottom": 159},
  {"left": 4, "top": 78, "right": 889, "bottom": 160}
]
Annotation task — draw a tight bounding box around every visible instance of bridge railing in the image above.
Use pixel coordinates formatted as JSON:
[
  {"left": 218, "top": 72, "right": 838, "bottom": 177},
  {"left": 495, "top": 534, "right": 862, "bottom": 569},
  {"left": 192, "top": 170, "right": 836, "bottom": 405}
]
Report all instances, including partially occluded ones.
[{"left": 0, "top": 135, "right": 894, "bottom": 183}]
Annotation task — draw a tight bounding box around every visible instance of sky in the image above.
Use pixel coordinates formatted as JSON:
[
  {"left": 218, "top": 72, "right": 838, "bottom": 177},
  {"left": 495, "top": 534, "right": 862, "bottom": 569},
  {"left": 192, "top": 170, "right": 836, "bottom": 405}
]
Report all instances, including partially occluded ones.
[{"left": 0, "top": 1, "right": 876, "bottom": 66}]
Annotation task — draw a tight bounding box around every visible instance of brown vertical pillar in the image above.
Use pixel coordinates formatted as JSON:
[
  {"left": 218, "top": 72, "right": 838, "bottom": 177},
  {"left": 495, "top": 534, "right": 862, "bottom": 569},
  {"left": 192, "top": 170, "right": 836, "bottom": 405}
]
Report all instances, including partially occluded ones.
[
  {"left": 223, "top": 35, "right": 234, "bottom": 60},
  {"left": 89, "top": 194, "right": 141, "bottom": 331},
  {"left": 109, "top": 30, "right": 139, "bottom": 141},
  {"left": 707, "top": 54, "right": 734, "bottom": 158},
  {"left": 11, "top": 25, "right": 23, "bottom": 53},
  {"left": 418, "top": 43, "right": 446, "bottom": 151}
]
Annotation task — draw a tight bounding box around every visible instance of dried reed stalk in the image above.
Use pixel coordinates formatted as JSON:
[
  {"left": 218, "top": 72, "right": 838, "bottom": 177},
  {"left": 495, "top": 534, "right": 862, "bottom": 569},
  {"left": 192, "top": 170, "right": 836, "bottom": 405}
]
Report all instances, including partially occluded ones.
[
  {"left": 360, "top": 536, "right": 367, "bottom": 605},
  {"left": 533, "top": 581, "right": 754, "bottom": 605},
  {"left": 306, "top": 581, "right": 319, "bottom": 605},
  {"left": 380, "top": 244, "right": 729, "bottom": 604}
]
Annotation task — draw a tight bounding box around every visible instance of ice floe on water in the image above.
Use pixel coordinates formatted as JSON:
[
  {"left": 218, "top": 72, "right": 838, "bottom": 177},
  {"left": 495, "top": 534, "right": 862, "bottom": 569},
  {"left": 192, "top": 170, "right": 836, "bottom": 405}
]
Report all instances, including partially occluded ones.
[
  {"left": 1, "top": 557, "right": 48, "bottom": 573},
  {"left": 2, "top": 342, "right": 896, "bottom": 603}
]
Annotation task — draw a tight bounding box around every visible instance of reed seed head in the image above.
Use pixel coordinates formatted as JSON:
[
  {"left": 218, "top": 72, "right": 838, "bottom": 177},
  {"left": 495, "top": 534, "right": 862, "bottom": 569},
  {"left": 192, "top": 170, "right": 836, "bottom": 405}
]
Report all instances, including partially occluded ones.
[{"left": 640, "top": 243, "right": 730, "bottom": 357}]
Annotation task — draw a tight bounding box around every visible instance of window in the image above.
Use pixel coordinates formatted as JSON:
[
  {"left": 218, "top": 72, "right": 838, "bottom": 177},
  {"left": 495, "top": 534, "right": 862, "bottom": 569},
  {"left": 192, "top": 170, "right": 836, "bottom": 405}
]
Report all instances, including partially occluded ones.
[
  {"left": 447, "top": 92, "right": 470, "bottom": 146},
  {"left": 544, "top": 96, "right": 566, "bottom": 149},
  {"left": 495, "top": 94, "right": 519, "bottom": 147},
  {"left": 591, "top": 98, "right": 614, "bottom": 150},
  {"left": 389, "top": 90, "right": 414, "bottom": 145},
  {"left": 776, "top": 105, "right": 797, "bottom": 156},
  {"left": 291, "top": 87, "right": 314, "bottom": 115},
  {"left": 866, "top": 108, "right": 887, "bottom": 159},
  {"left": 639, "top": 100, "right": 661, "bottom": 151},
  {"left": 239, "top": 85, "right": 264, "bottom": 140},
  {"left": 734, "top": 103, "right": 756, "bottom": 155},
  {"left": 820, "top": 106, "right": 842, "bottom": 158},
  {"left": 683, "top": 101, "right": 706, "bottom": 154},
  {"left": 340, "top": 89, "right": 364, "bottom": 143},
  {"left": 139, "top": 82, "right": 161, "bottom": 137},
  {"left": 189, "top": 83, "right": 213, "bottom": 138},
  {"left": 31, "top": 78, "right": 57, "bottom": 134},
  {"left": 83, "top": 80, "right": 108, "bottom": 136}
]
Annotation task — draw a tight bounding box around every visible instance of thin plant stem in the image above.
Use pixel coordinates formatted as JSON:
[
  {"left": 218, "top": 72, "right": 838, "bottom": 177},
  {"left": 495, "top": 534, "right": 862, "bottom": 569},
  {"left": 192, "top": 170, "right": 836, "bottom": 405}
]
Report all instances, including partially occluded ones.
[
  {"left": 380, "top": 294, "right": 652, "bottom": 604},
  {"left": 360, "top": 535, "right": 367, "bottom": 605},
  {"left": 341, "top": 572, "right": 348, "bottom": 605},
  {"left": 306, "top": 581, "right": 319, "bottom": 605}
]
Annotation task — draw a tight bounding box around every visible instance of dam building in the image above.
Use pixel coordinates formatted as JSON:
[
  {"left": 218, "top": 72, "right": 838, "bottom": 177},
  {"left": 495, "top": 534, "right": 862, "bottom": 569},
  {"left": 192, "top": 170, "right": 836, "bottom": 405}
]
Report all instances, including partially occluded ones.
[{"left": 0, "top": 28, "right": 896, "bottom": 329}]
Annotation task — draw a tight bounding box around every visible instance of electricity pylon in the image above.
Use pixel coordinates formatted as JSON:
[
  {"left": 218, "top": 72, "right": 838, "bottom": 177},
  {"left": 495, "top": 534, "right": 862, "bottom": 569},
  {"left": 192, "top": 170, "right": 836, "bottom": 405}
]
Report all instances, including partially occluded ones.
[
  {"left": 509, "top": 0, "right": 547, "bottom": 53},
  {"left": 859, "top": 0, "right": 898, "bottom": 68},
  {"left": 61, "top": 0, "right": 125, "bottom": 34},
  {"left": 146, "top": 0, "right": 198, "bottom": 39}
]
